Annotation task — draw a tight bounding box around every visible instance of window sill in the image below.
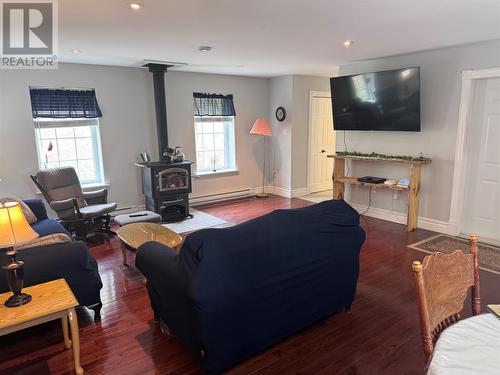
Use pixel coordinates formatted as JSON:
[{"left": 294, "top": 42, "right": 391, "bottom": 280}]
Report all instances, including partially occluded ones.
[{"left": 195, "top": 169, "right": 239, "bottom": 177}]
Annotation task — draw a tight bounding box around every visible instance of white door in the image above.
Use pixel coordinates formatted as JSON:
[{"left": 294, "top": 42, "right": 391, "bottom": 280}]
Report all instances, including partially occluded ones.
[
  {"left": 308, "top": 93, "right": 335, "bottom": 193},
  {"left": 462, "top": 77, "right": 500, "bottom": 242}
]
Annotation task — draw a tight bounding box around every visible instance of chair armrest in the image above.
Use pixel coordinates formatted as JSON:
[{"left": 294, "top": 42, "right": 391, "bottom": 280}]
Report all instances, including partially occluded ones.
[
  {"left": 83, "top": 189, "right": 107, "bottom": 205},
  {"left": 23, "top": 199, "right": 48, "bottom": 220}
]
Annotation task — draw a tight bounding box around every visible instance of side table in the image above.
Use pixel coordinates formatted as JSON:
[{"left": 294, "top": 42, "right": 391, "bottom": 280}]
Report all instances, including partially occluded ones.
[{"left": 0, "top": 279, "right": 84, "bottom": 375}]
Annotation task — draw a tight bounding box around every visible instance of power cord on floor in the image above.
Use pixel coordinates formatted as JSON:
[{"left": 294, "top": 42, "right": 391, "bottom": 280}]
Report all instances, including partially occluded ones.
[{"left": 360, "top": 186, "right": 373, "bottom": 216}]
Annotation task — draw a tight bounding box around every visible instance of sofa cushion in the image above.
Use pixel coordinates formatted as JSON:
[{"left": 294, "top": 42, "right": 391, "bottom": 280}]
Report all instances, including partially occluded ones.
[
  {"left": 31, "top": 218, "right": 68, "bottom": 237},
  {"left": 20, "top": 232, "right": 71, "bottom": 249}
]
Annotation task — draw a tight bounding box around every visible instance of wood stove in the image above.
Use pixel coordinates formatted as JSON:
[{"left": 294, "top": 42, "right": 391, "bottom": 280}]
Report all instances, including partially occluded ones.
[
  {"left": 137, "top": 161, "right": 193, "bottom": 222},
  {"left": 136, "top": 63, "right": 194, "bottom": 222}
]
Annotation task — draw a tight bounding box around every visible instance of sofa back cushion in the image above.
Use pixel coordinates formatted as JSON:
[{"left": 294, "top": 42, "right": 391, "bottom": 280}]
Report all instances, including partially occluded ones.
[
  {"left": 178, "top": 200, "right": 365, "bottom": 371},
  {"left": 35, "top": 167, "right": 87, "bottom": 208}
]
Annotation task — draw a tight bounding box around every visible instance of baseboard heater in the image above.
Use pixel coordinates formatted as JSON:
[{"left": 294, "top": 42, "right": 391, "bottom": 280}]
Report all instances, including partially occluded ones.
[{"left": 190, "top": 189, "right": 254, "bottom": 207}]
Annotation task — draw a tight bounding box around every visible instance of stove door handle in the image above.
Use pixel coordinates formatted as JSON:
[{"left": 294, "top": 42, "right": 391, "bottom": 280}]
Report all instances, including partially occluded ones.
[{"left": 161, "top": 198, "right": 184, "bottom": 204}]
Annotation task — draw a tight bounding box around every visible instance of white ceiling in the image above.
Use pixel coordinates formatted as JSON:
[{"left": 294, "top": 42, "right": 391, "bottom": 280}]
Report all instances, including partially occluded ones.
[{"left": 59, "top": 0, "right": 500, "bottom": 77}]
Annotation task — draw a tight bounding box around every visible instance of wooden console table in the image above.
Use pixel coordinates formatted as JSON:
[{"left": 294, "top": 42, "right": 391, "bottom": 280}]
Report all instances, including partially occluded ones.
[{"left": 328, "top": 154, "right": 431, "bottom": 231}]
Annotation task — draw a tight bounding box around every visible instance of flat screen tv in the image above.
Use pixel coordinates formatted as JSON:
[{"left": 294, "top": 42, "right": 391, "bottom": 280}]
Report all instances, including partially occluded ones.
[{"left": 330, "top": 67, "right": 420, "bottom": 131}]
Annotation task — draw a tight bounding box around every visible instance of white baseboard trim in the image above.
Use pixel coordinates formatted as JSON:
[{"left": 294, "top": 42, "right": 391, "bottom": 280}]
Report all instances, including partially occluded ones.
[
  {"left": 349, "top": 202, "right": 453, "bottom": 234},
  {"left": 190, "top": 188, "right": 258, "bottom": 206},
  {"left": 264, "top": 186, "right": 309, "bottom": 198}
]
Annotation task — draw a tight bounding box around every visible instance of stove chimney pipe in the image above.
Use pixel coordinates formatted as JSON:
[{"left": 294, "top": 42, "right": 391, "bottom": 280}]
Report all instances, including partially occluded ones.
[{"left": 145, "top": 63, "right": 172, "bottom": 162}]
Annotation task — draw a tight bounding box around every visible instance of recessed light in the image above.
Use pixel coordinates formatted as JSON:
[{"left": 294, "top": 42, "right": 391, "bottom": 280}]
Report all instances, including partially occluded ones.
[
  {"left": 72, "top": 49, "right": 81, "bottom": 54},
  {"left": 343, "top": 40, "right": 354, "bottom": 48},
  {"left": 129, "top": 3, "right": 143, "bottom": 10},
  {"left": 198, "top": 46, "right": 212, "bottom": 52}
]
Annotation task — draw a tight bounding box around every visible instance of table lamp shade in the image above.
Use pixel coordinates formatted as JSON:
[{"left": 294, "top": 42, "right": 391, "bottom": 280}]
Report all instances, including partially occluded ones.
[
  {"left": 0, "top": 202, "right": 38, "bottom": 248},
  {"left": 250, "top": 118, "right": 272, "bottom": 136}
]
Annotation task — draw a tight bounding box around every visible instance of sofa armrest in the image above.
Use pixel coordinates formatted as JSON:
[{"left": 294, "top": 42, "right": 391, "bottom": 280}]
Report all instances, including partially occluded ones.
[
  {"left": 83, "top": 189, "right": 107, "bottom": 205},
  {"left": 23, "top": 198, "right": 48, "bottom": 220},
  {"left": 136, "top": 241, "right": 183, "bottom": 293},
  {"left": 0, "top": 241, "right": 102, "bottom": 307},
  {"left": 136, "top": 241, "right": 202, "bottom": 360}
]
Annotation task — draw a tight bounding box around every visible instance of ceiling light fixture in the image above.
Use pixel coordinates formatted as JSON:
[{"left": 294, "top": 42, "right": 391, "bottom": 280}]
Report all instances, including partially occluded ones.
[
  {"left": 343, "top": 40, "right": 354, "bottom": 48},
  {"left": 198, "top": 46, "right": 212, "bottom": 52},
  {"left": 72, "top": 49, "right": 81, "bottom": 53},
  {"left": 129, "top": 3, "right": 143, "bottom": 10}
]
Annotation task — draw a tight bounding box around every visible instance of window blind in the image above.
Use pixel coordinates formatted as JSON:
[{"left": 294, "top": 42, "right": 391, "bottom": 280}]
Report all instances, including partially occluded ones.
[
  {"left": 193, "top": 92, "right": 236, "bottom": 117},
  {"left": 30, "top": 88, "right": 103, "bottom": 118}
]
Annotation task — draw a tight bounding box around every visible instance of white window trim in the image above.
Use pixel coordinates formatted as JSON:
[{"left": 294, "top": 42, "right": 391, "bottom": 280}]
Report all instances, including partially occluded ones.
[
  {"left": 195, "top": 168, "right": 239, "bottom": 177},
  {"left": 33, "top": 117, "right": 106, "bottom": 186},
  {"left": 194, "top": 116, "right": 236, "bottom": 174}
]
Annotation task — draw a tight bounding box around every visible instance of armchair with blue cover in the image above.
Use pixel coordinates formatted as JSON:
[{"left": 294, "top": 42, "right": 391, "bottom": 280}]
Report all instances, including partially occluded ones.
[{"left": 0, "top": 199, "right": 103, "bottom": 320}]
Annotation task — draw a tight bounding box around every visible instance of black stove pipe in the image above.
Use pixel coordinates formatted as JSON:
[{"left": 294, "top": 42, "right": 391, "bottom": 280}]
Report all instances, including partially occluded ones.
[{"left": 145, "top": 63, "right": 172, "bottom": 162}]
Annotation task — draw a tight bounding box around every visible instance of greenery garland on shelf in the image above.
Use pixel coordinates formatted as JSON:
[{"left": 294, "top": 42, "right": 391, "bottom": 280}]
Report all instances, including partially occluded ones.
[{"left": 335, "top": 151, "right": 430, "bottom": 162}]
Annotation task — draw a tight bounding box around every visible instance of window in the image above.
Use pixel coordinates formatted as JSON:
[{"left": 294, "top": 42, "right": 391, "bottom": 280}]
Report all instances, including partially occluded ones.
[
  {"left": 30, "top": 87, "right": 104, "bottom": 186},
  {"left": 34, "top": 118, "right": 105, "bottom": 185},
  {"left": 194, "top": 116, "right": 236, "bottom": 173},
  {"left": 192, "top": 92, "right": 236, "bottom": 174}
]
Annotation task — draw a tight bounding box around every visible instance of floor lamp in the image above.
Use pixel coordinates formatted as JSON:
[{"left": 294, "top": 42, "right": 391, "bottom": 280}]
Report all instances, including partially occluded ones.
[{"left": 250, "top": 118, "right": 272, "bottom": 198}]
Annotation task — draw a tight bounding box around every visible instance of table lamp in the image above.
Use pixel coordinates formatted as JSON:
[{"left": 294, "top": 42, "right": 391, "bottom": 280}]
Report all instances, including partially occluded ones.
[
  {"left": 250, "top": 118, "right": 272, "bottom": 198},
  {"left": 0, "top": 201, "right": 38, "bottom": 307}
]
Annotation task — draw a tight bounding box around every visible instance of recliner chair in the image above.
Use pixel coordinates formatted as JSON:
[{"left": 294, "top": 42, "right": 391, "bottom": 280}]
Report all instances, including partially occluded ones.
[{"left": 31, "top": 167, "right": 117, "bottom": 240}]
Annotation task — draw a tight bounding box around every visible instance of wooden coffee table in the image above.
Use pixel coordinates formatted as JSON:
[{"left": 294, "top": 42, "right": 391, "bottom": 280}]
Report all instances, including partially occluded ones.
[
  {"left": 0, "top": 279, "right": 83, "bottom": 375},
  {"left": 117, "top": 222, "right": 183, "bottom": 266}
]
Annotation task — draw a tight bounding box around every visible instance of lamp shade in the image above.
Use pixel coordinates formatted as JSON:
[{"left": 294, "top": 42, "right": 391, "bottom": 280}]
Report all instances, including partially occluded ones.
[
  {"left": 250, "top": 118, "right": 272, "bottom": 136},
  {"left": 0, "top": 202, "right": 38, "bottom": 248}
]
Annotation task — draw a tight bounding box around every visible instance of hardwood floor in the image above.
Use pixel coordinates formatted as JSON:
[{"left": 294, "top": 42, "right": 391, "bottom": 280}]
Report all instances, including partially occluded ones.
[{"left": 1, "top": 195, "right": 498, "bottom": 375}]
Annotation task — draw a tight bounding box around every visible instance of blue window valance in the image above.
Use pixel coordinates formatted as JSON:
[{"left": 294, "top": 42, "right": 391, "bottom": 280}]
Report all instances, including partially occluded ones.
[
  {"left": 30, "top": 88, "right": 103, "bottom": 118},
  {"left": 193, "top": 92, "right": 236, "bottom": 117}
]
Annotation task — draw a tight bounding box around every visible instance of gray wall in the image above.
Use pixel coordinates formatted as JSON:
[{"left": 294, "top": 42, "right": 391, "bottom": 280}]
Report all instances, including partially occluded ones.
[
  {"left": 267, "top": 74, "right": 334, "bottom": 192},
  {"left": 0, "top": 63, "right": 270, "bottom": 208},
  {"left": 338, "top": 39, "right": 500, "bottom": 222},
  {"left": 0, "top": 63, "right": 156, "bottom": 209},
  {"left": 166, "top": 71, "right": 269, "bottom": 197},
  {"left": 268, "top": 76, "right": 294, "bottom": 190}
]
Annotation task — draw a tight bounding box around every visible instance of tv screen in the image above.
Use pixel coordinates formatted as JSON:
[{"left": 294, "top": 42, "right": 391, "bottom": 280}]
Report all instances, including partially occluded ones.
[{"left": 330, "top": 67, "right": 420, "bottom": 131}]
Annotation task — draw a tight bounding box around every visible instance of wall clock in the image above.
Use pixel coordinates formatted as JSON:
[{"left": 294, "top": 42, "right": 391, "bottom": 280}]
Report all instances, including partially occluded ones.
[{"left": 275, "top": 106, "right": 286, "bottom": 122}]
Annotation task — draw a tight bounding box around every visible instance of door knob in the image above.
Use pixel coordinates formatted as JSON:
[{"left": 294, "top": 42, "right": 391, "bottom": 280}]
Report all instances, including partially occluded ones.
[{"left": 321, "top": 149, "right": 326, "bottom": 153}]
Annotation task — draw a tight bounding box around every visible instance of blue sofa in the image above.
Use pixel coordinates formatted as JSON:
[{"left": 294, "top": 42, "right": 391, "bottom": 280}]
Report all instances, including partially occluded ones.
[
  {"left": 136, "top": 199, "right": 365, "bottom": 374},
  {"left": 24, "top": 198, "right": 69, "bottom": 237},
  {"left": 0, "top": 199, "right": 103, "bottom": 319}
]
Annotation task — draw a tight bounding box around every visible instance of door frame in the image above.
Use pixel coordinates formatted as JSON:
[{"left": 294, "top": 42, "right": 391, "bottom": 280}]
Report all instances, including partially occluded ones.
[
  {"left": 307, "top": 90, "right": 333, "bottom": 194},
  {"left": 448, "top": 68, "right": 500, "bottom": 235}
]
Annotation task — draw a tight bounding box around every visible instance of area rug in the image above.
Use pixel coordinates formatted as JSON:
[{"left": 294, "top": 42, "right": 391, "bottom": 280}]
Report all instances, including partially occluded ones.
[
  {"left": 299, "top": 190, "right": 333, "bottom": 203},
  {"left": 162, "top": 208, "right": 229, "bottom": 234},
  {"left": 408, "top": 235, "right": 500, "bottom": 275}
]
